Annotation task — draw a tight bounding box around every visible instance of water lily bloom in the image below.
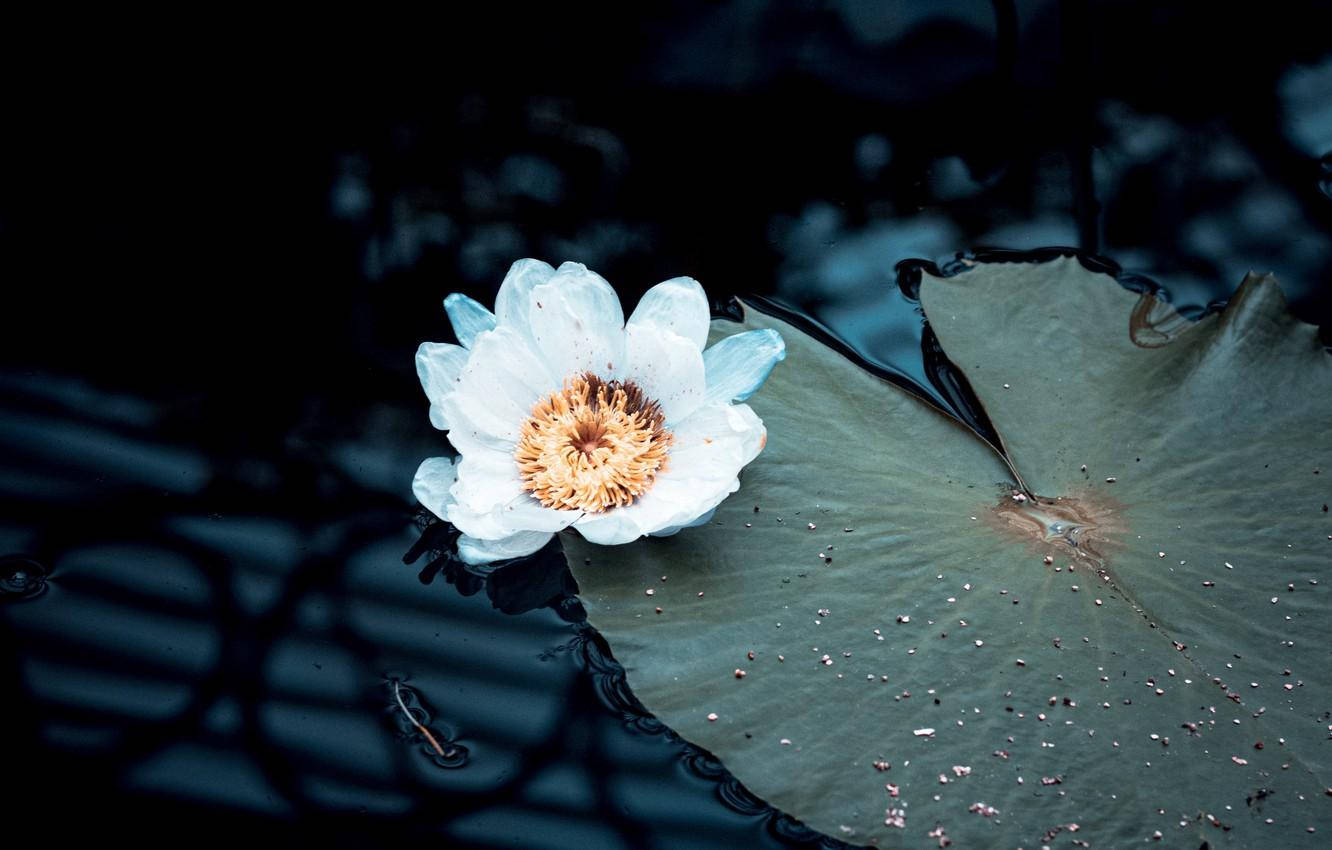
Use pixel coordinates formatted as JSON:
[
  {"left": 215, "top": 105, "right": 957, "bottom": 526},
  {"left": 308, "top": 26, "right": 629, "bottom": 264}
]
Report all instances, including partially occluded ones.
[{"left": 413, "top": 259, "right": 785, "bottom": 564}]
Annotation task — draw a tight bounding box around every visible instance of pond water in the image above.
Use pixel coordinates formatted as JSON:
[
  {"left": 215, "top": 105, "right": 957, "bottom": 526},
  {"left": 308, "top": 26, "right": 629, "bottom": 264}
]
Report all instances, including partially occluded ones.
[{"left": 4, "top": 4, "right": 1331, "bottom": 847}]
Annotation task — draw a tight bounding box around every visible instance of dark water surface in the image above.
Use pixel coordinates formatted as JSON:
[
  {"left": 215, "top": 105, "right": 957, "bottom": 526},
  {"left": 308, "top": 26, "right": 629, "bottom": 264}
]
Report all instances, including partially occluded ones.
[{"left": 4, "top": 3, "right": 1332, "bottom": 847}]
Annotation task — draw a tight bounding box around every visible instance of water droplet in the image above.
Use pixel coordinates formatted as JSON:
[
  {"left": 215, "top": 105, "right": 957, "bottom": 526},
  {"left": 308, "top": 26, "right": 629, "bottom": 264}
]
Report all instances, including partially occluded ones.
[{"left": 1, "top": 556, "right": 47, "bottom": 599}]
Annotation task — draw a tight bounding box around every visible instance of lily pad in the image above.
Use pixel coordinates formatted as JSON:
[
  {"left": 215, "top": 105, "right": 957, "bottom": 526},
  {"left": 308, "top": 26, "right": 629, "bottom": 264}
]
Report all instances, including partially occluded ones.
[{"left": 566, "top": 256, "right": 1330, "bottom": 846}]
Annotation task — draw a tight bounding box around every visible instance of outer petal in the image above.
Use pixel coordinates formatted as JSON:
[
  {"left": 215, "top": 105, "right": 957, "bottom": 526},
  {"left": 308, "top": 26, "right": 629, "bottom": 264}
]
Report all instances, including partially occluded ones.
[
  {"left": 647, "top": 402, "right": 765, "bottom": 527},
  {"left": 451, "top": 446, "right": 580, "bottom": 533},
  {"left": 573, "top": 402, "right": 766, "bottom": 543},
  {"left": 416, "top": 341, "right": 469, "bottom": 429},
  {"left": 444, "top": 293, "right": 497, "bottom": 349},
  {"left": 650, "top": 506, "right": 717, "bottom": 538},
  {"left": 450, "top": 445, "right": 521, "bottom": 515},
  {"left": 702, "top": 329, "right": 786, "bottom": 405},
  {"left": 668, "top": 401, "right": 767, "bottom": 479},
  {"left": 412, "top": 456, "right": 458, "bottom": 520},
  {"left": 447, "top": 325, "right": 559, "bottom": 446},
  {"left": 457, "top": 530, "right": 554, "bottom": 565},
  {"left": 447, "top": 498, "right": 578, "bottom": 540},
  {"left": 627, "top": 276, "right": 710, "bottom": 350},
  {"left": 440, "top": 392, "right": 515, "bottom": 454},
  {"left": 494, "top": 258, "right": 556, "bottom": 335},
  {"left": 622, "top": 324, "right": 706, "bottom": 425},
  {"left": 572, "top": 509, "right": 643, "bottom": 545},
  {"left": 572, "top": 476, "right": 723, "bottom": 545},
  {"left": 528, "top": 262, "right": 626, "bottom": 381},
  {"left": 444, "top": 500, "right": 514, "bottom": 540}
]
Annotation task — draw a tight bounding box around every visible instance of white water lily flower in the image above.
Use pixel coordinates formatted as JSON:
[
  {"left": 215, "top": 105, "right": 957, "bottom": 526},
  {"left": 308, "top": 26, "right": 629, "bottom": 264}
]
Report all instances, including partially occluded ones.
[{"left": 413, "top": 259, "right": 785, "bottom": 565}]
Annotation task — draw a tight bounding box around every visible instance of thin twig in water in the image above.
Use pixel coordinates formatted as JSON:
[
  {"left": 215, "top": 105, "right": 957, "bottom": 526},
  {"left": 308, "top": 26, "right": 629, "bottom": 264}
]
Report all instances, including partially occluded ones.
[{"left": 394, "top": 680, "right": 446, "bottom": 756}]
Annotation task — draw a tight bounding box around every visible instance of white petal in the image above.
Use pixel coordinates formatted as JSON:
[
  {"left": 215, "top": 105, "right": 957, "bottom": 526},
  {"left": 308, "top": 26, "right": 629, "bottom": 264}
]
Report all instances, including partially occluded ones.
[
  {"left": 457, "top": 530, "right": 554, "bottom": 565},
  {"left": 494, "top": 496, "right": 582, "bottom": 533},
  {"left": 448, "top": 325, "right": 559, "bottom": 445},
  {"left": 416, "top": 342, "right": 469, "bottom": 429},
  {"left": 572, "top": 474, "right": 728, "bottom": 544},
  {"left": 440, "top": 392, "right": 515, "bottom": 454},
  {"left": 623, "top": 324, "right": 706, "bottom": 425},
  {"left": 650, "top": 506, "right": 717, "bottom": 538},
  {"left": 646, "top": 403, "right": 766, "bottom": 525},
  {"left": 494, "top": 259, "right": 555, "bottom": 334},
  {"left": 572, "top": 402, "right": 766, "bottom": 543},
  {"left": 447, "top": 498, "right": 578, "bottom": 540},
  {"left": 627, "top": 276, "right": 710, "bottom": 350},
  {"left": 445, "top": 500, "right": 514, "bottom": 540},
  {"left": 702, "top": 329, "right": 786, "bottom": 405},
  {"left": 412, "top": 456, "right": 458, "bottom": 519},
  {"left": 418, "top": 455, "right": 567, "bottom": 562},
  {"left": 528, "top": 262, "right": 626, "bottom": 381},
  {"left": 444, "top": 293, "right": 497, "bottom": 349},
  {"left": 451, "top": 446, "right": 521, "bottom": 515},
  {"left": 450, "top": 446, "right": 579, "bottom": 534},
  {"left": 672, "top": 401, "right": 767, "bottom": 470},
  {"left": 573, "top": 509, "right": 644, "bottom": 545}
]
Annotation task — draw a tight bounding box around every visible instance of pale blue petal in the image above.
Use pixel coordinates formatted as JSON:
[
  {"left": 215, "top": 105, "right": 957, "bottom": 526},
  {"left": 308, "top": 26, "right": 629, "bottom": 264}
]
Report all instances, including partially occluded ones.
[
  {"left": 701, "top": 329, "right": 786, "bottom": 405},
  {"left": 444, "top": 292, "right": 497, "bottom": 349},
  {"left": 415, "top": 341, "right": 469, "bottom": 429},
  {"left": 457, "top": 530, "right": 553, "bottom": 565},
  {"left": 627, "top": 276, "right": 710, "bottom": 350},
  {"left": 412, "top": 456, "right": 458, "bottom": 519},
  {"left": 494, "top": 258, "right": 556, "bottom": 334}
]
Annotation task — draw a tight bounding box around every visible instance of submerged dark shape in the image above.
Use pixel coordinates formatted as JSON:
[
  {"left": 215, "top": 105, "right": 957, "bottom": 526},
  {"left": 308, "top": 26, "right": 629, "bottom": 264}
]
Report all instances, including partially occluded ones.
[{"left": 404, "top": 514, "right": 584, "bottom": 621}]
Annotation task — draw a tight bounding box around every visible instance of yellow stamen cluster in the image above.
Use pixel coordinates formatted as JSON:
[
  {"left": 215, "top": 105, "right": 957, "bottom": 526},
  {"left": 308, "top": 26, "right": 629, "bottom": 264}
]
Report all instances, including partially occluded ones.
[{"left": 515, "top": 372, "right": 673, "bottom": 513}]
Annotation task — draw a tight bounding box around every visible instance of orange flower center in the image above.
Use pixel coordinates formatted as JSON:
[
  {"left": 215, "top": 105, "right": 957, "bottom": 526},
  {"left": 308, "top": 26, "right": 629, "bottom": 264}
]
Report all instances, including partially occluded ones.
[{"left": 515, "top": 373, "right": 673, "bottom": 513}]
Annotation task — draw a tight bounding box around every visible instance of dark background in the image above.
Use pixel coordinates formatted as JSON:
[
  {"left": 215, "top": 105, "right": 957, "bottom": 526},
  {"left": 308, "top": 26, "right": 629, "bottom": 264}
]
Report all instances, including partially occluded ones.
[{"left": 3, "top": 3, "right": 1331, "bottom": 847}]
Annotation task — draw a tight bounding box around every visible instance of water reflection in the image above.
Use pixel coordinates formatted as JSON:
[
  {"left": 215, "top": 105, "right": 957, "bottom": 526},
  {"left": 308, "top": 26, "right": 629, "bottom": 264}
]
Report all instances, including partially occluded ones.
[{"left": 404, "top": 520, "right": 584, "bottom": 620}]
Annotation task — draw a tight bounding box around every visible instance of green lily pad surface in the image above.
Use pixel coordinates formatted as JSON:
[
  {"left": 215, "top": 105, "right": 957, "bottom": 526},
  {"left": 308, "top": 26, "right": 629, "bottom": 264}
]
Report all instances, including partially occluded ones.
[{"left": 566, "top": 257, "right": 1330, "bottom": 847}]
